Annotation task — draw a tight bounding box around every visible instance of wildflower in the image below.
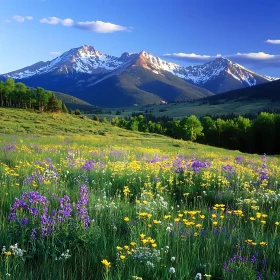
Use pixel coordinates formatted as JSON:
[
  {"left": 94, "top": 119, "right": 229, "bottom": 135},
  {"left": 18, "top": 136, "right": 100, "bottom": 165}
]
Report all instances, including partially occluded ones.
[
  {"left": 55, "top": 249, "right": 71, "bottom": 260},
  {"left": 120, "top": 255, "right": 126, "bottom": 260},
  {"left": 169, "top": 267, "right": 176, "bottom": 273},
  {"left": 275, "top": 222, "right": 279, "bottom": 226},
  {"left": 123, "top": 186, "right": 130, "bottom": 196},
  {"left": 171, "top": 256, "right": 175, "bottom": 262},
  {"left": 76, "top": 185, "right": 90, "bottom": 228},
  {"left": 204, "top": 274, "right": 212, "bottom": 279},
  {"left": 146, "top": 261, "right": 155, "bottom": 268},
  {"left": 195, "top": 273, "right": 202, "bottom": 280},
  {"left": 124, "top": 217, "right": 130, "bottom": 222},
  {"left": 101, "top": 259, "right": 111, "bottom": 269},
  {"left": 259, "top": 242, "right": 267, "bottom": 246},
  {"left": 213, "top": 221, "right": 218, "bottom": 226}
]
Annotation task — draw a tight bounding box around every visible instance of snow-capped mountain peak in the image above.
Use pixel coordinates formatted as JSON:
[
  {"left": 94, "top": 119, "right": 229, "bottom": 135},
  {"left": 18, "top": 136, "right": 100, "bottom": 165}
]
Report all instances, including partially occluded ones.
[{"left": 1, "top": 46, "right": 278, "bottom": 95}]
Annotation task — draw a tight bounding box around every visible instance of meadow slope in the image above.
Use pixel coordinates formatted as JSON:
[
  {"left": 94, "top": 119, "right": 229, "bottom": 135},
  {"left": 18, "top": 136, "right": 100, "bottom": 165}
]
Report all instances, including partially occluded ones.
[{"left": 0, "top": 108, "right": 279, "bottom": 280}]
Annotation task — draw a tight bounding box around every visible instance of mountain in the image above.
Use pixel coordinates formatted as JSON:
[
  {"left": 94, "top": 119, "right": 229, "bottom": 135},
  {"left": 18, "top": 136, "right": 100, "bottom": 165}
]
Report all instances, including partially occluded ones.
[
  {"left": 1, "top": 46, "right": 277, "bottom": 107},
  {"left": 204, "top": 78, "right": 280, "bottom": 103},
  {"left": 181, "top": 57, "right": 278, "bottom": 93},
  {"left": 0, "top": 46, "right": 213, "bottom": 107}
]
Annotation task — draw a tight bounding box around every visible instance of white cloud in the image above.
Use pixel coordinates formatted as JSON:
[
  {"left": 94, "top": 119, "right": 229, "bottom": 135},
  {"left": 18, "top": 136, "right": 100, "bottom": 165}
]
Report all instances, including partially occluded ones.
[
  {"left": 163, "top": 51, "right": 280, "bottom": 68},
  {"left": 40, "top": 17, "right": 73, "bottom": 26},
  {"left": 39, "top": 17, "right": 130, "bottom": 33},
  {"left": 61, "top": 18, "right": 74, "bottom": 26},
  {"left": 26, "top": 16, "right": 33, "bottom": 20},
  {"left": 232, "top": 52, "right": 276, "bottom": 60},
  {"left": 75, "top": 20, "right": 130, "bottom": 33},
  {"left": 4, "top": 19, "right": 11, "bottom": 23},
  {"left": 49, "top": 51, "right": 61, "bottom": 55},
  {"left": 163, "top": 52, "right": 221, "bottom": 62},
  {"left": 13, "top": 15, "right": 25, "bottom": 22},
  {"left": 266, "top": 39, "right": 280, "bottom": 45},
  {"left": 40, "top": 17, "right": 62, "bottom": 25}
]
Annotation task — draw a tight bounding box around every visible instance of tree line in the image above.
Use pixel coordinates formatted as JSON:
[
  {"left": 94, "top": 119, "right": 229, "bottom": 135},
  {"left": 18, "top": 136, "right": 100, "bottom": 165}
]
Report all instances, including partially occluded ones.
[
  {"left": 100, "top": 112, "right": 280, "bottom": 154},
  {"left": 0, "top": 78, "right": 68, "bottom": 113}
]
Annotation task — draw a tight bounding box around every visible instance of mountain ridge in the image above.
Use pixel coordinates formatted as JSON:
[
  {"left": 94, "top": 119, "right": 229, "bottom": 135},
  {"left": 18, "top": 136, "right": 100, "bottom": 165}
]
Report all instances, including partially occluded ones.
[{"left": 1, "top": 45, "right": 278, "bottom": 107}]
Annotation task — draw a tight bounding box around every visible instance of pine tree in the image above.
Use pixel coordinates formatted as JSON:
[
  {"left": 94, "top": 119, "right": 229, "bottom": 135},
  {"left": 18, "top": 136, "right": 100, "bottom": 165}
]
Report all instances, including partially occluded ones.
[
  {"left": 62, "top": 103, "right": 69, "bottom": 113},
  {"left": 74, "top": 109, "right": 81, "bottom": 115},
  {"left": 92, "top": 114, "right": 99, "bottom": 122},
  {"left": 47, "top": 93, "right": 61, "bottom": 113}
]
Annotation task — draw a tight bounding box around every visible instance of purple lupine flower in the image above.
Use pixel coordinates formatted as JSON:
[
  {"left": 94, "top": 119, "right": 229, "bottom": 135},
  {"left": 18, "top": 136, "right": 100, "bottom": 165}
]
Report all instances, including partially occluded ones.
[
  {"left": 222, "top": 164, "right": 235, "bottom": 173},
  {"left": 81, "top": 160, "right": 96, "bottom": 170},
  {"left": 3, "top": 143, "right": 16, "bottom": 152},
  {"left": 259, "top": 154, "right": 269, "bottom": 181},
  {"left": 235, "top": 156, "right": 245, "bottom": 164},
  {"left": 76, "top": 185, "right": 90, "bottom": 227},
  {"left": 250, "top": 255, "right": 257, "bottom": 264},
  {"left": 30, "top": 228, "right": 37, "bottom": 240},
  {"left": 57, "top": 195, "right": 72, "bottom": 222},
  {"left": 20, "top": 218, "right": 29, "bottom": 226}
]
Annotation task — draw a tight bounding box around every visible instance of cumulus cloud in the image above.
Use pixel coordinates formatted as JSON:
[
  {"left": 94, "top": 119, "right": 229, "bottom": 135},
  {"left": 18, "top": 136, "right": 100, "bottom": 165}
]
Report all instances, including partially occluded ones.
[
  {"left": 163, "top": 52, "right": 221, "bottom": 62},
  {"left": 26, "top": 16, "right": 33, "bottom": 20},
  {"left": 40, "top": 17, "right": 74, "bottom": 26},
  {"left": 74, "top": 20, "right": 130, "bottom": 33},
  {"left": 266, "top": 39, "right": 280, "bottom": 45},
  {"left": 13, "top": 15, "right": 25, "bottom": 22},
  {"left": 163, "top": 51, "right": 280, "bottom": 68},
  {"left": 229, "top": 52, "right": 280, "bottom": 68},
  {"left": 49, "top": 51, "right": 61, "bottom": 55},
  {"left": 39, "top": 17, "right": 130, "bottom": 33}
]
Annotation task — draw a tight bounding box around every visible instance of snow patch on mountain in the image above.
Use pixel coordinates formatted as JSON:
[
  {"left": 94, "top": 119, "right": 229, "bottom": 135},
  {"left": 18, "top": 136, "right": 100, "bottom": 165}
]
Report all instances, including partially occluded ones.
[{"left": 2, "top": 45, "right": 278, "bottom": 90}]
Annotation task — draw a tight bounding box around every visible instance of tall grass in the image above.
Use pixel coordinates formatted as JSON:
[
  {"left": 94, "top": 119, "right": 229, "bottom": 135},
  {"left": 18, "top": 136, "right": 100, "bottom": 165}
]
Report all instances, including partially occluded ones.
[{"left": 0, "top": 118, "right": 279, "bottom": 279}]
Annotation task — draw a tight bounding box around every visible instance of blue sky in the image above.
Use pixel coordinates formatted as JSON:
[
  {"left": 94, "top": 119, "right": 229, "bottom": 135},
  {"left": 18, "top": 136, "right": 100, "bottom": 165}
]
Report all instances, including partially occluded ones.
[{"left": 1, "top": 0, "right": 280, "bottom": 76}]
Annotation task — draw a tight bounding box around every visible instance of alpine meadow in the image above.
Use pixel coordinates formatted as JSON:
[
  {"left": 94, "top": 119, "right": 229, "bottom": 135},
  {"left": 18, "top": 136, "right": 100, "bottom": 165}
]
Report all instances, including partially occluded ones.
[{"left": 1, "top": 1, "right": 280, "bottom": 280}]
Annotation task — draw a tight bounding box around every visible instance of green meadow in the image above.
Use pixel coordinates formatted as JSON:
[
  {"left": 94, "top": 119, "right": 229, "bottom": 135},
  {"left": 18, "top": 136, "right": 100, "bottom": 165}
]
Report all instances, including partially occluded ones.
[{"left": 0, "top": 108, "right": 279, "bottom": 280}]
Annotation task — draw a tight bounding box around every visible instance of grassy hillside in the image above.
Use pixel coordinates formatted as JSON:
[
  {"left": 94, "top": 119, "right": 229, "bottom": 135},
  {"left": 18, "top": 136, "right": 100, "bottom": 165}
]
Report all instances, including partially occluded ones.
[
  {"left": 1, "top": 108, "right": 280, "bottom": 279},
  {"left": 54, "top": 91, "right": 95, "bottom": 111},
  {"left": 99, "top": 99, "right": 280, "bottom": 119},
  {"left": 0, "top": 107, "right": 248, "bottom": 157}
]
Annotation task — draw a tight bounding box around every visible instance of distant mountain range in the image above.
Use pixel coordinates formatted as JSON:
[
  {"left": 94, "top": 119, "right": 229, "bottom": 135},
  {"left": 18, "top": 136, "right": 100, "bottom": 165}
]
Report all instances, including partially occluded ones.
[
  {"left": 1, "top": 45, "right": 278, "bottom": 107},
  {"left": 204, "top": 78, "right": 280, "bottom": 103}
]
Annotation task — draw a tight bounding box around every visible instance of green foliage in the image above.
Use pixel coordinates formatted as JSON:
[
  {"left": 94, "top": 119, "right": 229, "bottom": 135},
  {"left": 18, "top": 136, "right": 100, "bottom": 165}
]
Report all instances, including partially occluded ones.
[
  {"left": 92, "top": 114, "right": 99, "bottom": 122},
  {"left": 0, "top": 79, "right": 68, "bottom": 113},
  {"left": 47, "top": 93, "right": 62, "bottom": 113},
  {"left": 108, "top": 112, "right": 280, "bottom": 154},
  {"left": 180, "top": 115, "right": 203, "bottom": 141},
  {"left": 74, "top": 109, "right": 81, "bottom": 115}
]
